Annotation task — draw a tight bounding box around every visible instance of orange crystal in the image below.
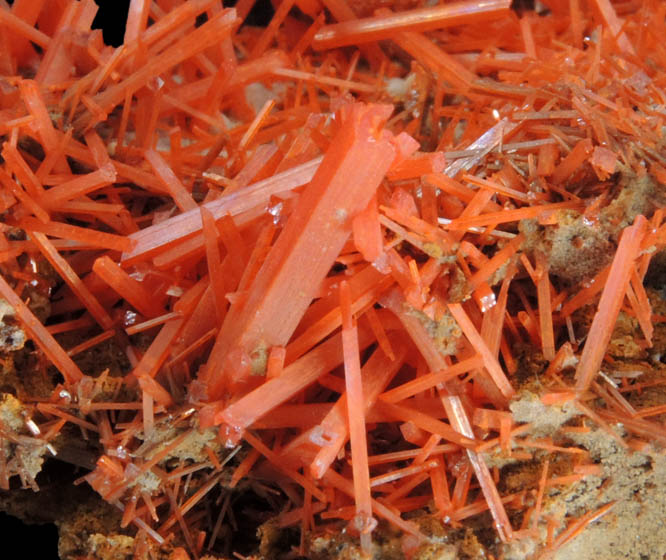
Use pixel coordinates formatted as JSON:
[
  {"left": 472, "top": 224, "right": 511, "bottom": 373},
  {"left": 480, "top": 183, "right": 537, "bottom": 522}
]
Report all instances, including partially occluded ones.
[{"left": 0, "top": 1, "right": 665, "bottom": 558}]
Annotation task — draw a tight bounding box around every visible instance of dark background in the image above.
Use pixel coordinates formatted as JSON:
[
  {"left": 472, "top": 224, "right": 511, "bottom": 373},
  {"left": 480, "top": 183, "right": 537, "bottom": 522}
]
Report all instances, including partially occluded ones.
[{"left": 0, "top": 510, "right": 60, "bottom": 558}]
